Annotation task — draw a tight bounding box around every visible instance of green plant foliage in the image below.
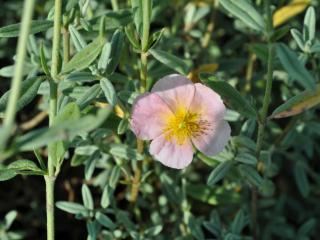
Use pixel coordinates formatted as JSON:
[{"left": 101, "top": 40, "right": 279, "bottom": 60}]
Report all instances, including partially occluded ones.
[{"left": 0, "top": 0, "right": 320, "bottom": 239}]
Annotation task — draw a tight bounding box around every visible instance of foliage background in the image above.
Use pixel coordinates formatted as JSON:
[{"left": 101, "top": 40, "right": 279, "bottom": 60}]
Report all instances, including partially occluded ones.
[{"left": 0, "top": 0, "right": 320, "bottom": 239}]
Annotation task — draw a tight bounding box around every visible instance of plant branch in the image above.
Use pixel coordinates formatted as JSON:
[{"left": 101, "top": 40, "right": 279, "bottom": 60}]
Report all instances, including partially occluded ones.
[
  {"left": 46, "top": 0, "right": 62, "bottom": 239},
  {"left": 252, "top": 1, "right": 274, "bottom": 239},
  {"left": 3, "top": 0, "right": 35, "bottom": 128}
]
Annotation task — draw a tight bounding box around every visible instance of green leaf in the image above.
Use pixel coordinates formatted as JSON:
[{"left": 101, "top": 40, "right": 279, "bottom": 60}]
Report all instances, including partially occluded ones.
[
  {"left": 188, "top": 215, "right": 205, "bottom": 240},
  {"left": 294, "top": 161, "right": 310, "bottom": 198},
  {"left": 82, "top": 184, "right": 94, "bottom": 210},
  {"left": 0, "top": 64, "right": 34, "bottom": 78},
  {"left": 100, "top": 9, "right": 133, "bottom": 30},
  {"left": 109, "top": 144, "right": 143, "bottom": 161},
  {"left": 14, "top": 108, "right": 111, "bottom": 152},
  {"left": 249, "top": 43, "right": 268, "bottom": 62},
  {"left": 76, "top": 84, "right": 101, "bottom": 110},
  {"left": 39, "top": 42, "right": 50, "bottom": 75},
  {"left": 4, "top": 210, "right": 17, "bottom": 229},
  {"left": 125, "top": 24, "right": 140, "bottom": 50},
  {"left": 101, "top": 185, "right": 111, "bottom": 208},
  {"left": 271, "top": 85, "right": 320, "bottom": 118},
  {"left": 219, "top": 0, "right": 265, "bottom": 32},
  {"left": 132, "top": 0, "right": 143, "bottom": 36},
  {"left": 0, "top": 169, "right": 16, "bottom": 181},
  {"left": 0, "top": 20, "right": 53, "bottom": 38},
  {"left": 54, "top": 103, "right": 81, "bottom": 125},
  {"left": 235, "top": 153, "right": 257, "bottom": 165},
  {"left": 204, "top": 78, "right": 257, "bottom": 118},
  {"left": 98, "top": 42, "right": 112, "bottom": 72},
  {"left": 276, "top": 43, "right": 315, "bottom": 90},
  {"left": 69, "top": 25, "right": 87, "bottom": 51},
  {"left": 100, "top": 78, "right": 117, "bottom": 106},
  {"left": 231, "top": 209, "right": 246, "bottom": 234},
  {"left": 8, "top": 159, "right": 44, "bottom": 174},
  {"left": 106, "top": 30, "right": 124, "bottom": 75},
  {"left": 56, "top": 201, "right": 88, "bottom": 215},
  {"left": 0, "top": 76, "right": 44, "bottom": 112},
  {"left": 149, "top": 49, "right": 189, "bottom": 75},
  {"left": 95, "top": 212, "right": 116, "bottom": 230},
  {"left": 117, "top": 118, "right": 129, "bottom": 135},
  {"left": 49, "top": 102, "right": 81, "bottom": 166},
  {"left": 238, "top": 164, "right": 263, "bottom": 187},
  {"left": 85, "top": 151, "right": 99, "bottom": 180},
  {"left": 186, "top": 184, "right": 221, "bottom": 205},
  {"left": 66, "top": 71, "right": 98, "bottom": 83},
  {"left": 144, "top": 225, "right": 163, "bottom": 236},
  {"left": 298, "top": 218, "right": 316, "bottom": 236},
  {"left": 291, "top": 29, "right": 305, "bottom": 52},
  {"left": 62, "top": 37, "right": 105, "bottom": 73},
  {"left": 207, "top": 161, "right": 232, "bottom": 186},
  {"left": 271, "top": 26, "right": 290, "bottom": 42},
  {"left": 303, "top": 7, "right": 316, "bottom": 42},
  {"left": 147, "top": 28, "right": 164, "bottom": 50},
  {"left": 109, "top": 165, "right": 121, "bottom": 189}
]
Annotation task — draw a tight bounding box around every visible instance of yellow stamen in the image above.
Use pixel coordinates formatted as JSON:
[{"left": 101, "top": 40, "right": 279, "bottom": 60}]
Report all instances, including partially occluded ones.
[{"left": 163, "top": 106, "right": 210, "bottom": 145}]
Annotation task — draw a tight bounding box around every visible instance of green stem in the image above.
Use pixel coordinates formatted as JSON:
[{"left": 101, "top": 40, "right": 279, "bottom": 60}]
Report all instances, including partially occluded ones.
[
  {"left": 140, "top": 52, "right": 148, "bottom": 93},
  {"left": 252, "top": 1, "right": 274, "bottom": 239},
  {"left": 111, "top": 0, "right": 119, "bottom": 11},
  {"left": 3, "top": 0, "right": 35, "bottom": 127},
  {"left": 46, "top": 0, "right": 62, "bottom": 239},
  {"left": 45, "top": 176, "right": 55, "bottom": 240},
  {"left": 141, "top": 0, "right": 151, "bottom": 52},
  {"left": 131, "top": 43, "right": 149, "bottom": 203}
]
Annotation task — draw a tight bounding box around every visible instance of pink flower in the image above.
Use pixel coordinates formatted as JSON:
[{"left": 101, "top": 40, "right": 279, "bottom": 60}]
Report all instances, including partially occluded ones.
[{"left": 131, "top": 74, "right": 231, "bottom": 169}]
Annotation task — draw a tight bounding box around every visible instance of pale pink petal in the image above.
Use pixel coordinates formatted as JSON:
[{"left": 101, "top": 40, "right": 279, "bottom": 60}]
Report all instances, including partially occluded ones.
[
  {"left": 189, "top": 83, "right": 231, "bottom": 156},
  {"left": 192, "top": 121, "right": 231, "bottom": 156},
  {"left": 189, "top": 83, "right": 226, "bottom": 121},
  {"left": 131, "top": 93, "right": 173, "bottom": 140},
  {"left": 150, "top": 134, "right": 194, "bottom": 169},
  {"left": 151, "top": 74, "right": 195, "bottom": 112}
]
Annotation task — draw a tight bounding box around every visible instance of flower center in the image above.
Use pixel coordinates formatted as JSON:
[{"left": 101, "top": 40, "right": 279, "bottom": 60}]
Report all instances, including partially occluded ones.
[{"left": 163, "top": 107, "right": 205, "bottom": 145}]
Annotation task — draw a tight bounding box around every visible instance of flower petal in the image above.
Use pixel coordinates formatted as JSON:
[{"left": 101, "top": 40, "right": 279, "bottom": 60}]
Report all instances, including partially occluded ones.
[
  {"left": 189, "top": 83, "right": 226, "bottom": 121},
  {"left": 131, "top": 93, "right": 173, "bottom": 140},
  {"left": 192, "top": 120, "right": 231, "bottom": 156},
  {"left": 152, "top": 74, "right": 195, "bottom": 112},
  {"left": 189, "top": 83, "right": 231, "bottom": 156},
  {"left": 150, "top": 135, "right": 194, "bottom": 169}
]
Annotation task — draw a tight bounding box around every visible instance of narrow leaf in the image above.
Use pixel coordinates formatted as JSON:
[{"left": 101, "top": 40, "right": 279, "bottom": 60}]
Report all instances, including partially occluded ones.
[
  {"left": 149, "top": 49, "right": 189, "bottom": 75},
  {"left": 100, "top": 78, "right": 117, "bottom": 106},
  {"left": 82, "top": 184, "right": 94, "bottom": 210},
  {"left": 106, "top": 30, "right": 124, "bottom": 75},
  {"left": 62, "top": 37, "right": 105, "bottom": 73},
  {"left": 207, "top": 161, "right": 232, "bottom": 186},
  {"left": 0, "top": 20, "right": 53, "bottom": 38},
  {"left": 276, "top": 43, "right": 315, "bottom": 90},
  {"left": 0, "top": 76, "right": 44, "bottom": 112},
  {"left": 220, "top": 0, "right": 265, "bottom": 32},
  {"left": 56, "top": 201, "right": 87, "bottom": 215}
]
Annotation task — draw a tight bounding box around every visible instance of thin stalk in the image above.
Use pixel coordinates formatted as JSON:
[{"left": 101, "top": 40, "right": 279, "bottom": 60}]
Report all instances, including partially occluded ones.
[
  {"left": 131, "top": 48, "right": 148, "bottom": 202},
  {"left": 46, "top": 0, "right": 62, "bottom": 239},
  {"left": 45, "top": 176, "right": 55, "bottom": 240},
  {"left": 140, "top": 52, "right": 148, "bottom": 93},
  {"left": 141, "top": 0, "right": 151, "bottom": 52},
  {"left": 4, "top": 0, "right": 35, "bottom": 127},
  {"left": 111, "top": 0, "right": 119, "bottom": 11},
  {"left": 252, "top": 1, "right": 274, "bottom": 239}
]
